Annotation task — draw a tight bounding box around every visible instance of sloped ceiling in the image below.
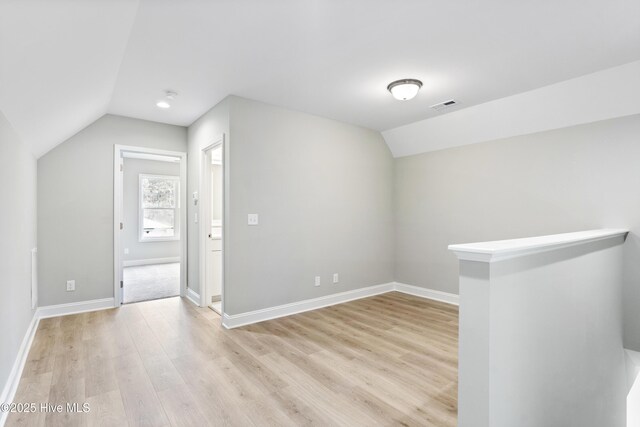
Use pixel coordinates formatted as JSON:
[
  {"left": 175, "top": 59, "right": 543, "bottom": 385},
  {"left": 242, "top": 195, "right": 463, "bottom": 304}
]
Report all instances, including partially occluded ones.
[
  {"left": 0, "top": 0, "right": 140, "bottom": 157},
  {"left": 1, "top": 0, "right": 639, "bottom": 157}
]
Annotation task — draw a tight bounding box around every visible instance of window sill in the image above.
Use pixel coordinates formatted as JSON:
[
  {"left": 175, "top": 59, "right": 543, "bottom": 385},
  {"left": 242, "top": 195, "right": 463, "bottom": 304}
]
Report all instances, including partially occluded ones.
[{"left": 139, "top": 237, "right": 180, "bottom": 243}]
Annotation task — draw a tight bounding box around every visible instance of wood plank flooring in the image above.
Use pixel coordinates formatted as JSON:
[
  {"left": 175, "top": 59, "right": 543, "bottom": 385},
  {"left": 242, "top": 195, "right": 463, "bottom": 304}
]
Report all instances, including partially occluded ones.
[{"left": 6, "top": 292, "right": 458, "bottom": 426}]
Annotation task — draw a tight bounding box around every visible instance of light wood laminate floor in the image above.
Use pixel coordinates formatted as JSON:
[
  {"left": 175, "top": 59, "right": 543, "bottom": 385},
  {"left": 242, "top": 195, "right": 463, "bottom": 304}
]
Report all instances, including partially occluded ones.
[{"left": 6, "top": 292, "right": 458, "bottom": 427}]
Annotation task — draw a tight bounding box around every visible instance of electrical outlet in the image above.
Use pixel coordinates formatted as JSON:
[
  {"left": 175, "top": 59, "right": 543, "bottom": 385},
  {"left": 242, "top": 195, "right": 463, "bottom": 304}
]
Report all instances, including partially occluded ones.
[
  {"left": 66, "top": 280, "right": 75, "bottom": 292},
  {"left": 333, "top": 273, "right": 339, "bottom": 284},
  {"left": 314, "top": 276, "right": 321, "bottom": 287},
  {"left": 248, "top": 214, "right": 259, "bottom": 226}
]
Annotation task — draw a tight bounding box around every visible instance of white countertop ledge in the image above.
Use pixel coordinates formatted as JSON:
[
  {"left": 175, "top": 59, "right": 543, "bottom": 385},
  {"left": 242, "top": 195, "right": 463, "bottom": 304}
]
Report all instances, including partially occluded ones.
[{"left": 448, "top": 229, "right": 628, "bottom": 263}]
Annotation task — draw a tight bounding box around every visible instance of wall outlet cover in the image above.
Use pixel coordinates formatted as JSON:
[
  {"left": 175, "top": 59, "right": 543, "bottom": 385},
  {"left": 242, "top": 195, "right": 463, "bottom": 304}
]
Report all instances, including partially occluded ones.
[
  {"left": 66, "top": 280, "right": 75, "bottom": 291},
  {"left": 248, "top": 214, "right": 259, "bottom": 226}
]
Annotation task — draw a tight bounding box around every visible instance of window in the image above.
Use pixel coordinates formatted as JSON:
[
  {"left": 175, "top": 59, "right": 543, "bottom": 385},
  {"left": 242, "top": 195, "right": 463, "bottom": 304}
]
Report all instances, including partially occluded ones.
[{"left": 139, "top": 174, "right": 180, "bottom": 242}]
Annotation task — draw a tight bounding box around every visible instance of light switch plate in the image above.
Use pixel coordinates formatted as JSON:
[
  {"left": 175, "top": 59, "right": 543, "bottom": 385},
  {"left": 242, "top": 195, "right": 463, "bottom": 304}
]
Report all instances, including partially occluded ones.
[
  {"left": 66, "top": 280, "right": 75, "bottom": 292},
  {"left": 248, "top": 214, "right": 259, "bottom": 226}
]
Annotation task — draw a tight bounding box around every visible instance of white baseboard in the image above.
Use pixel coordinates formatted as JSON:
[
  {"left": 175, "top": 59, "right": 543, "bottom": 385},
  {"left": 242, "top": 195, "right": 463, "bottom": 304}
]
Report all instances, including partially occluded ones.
[
  {"left": 222, "top": 282, "right": 458, "bottom": 329},
  {"left": 123, "top": 257, "right": 180, "bottom": 267},
  {"left": 186, "top": 287, "right": 201, "bottom": 307},
  {"left": 1, "top": 297, "right": 115, "bottom": 424},
  {"left": 0, "top": 313, "right": 39, "bottom": 426},
  {"left": 1, "top": 281, "right": 456, "bottom": 426},
  {"left": 37, "top": 298, "right": 115, "bottom": 319},
  {"left": 222, "top": 283, "right": 395, "bottom": 329},
  {"left": 394, "top": 282, "right": 459, "bottom": 306}
]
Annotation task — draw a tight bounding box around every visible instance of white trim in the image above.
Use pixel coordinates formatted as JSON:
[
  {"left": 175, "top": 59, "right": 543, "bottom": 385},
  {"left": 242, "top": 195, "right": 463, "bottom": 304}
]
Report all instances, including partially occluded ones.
[
  {"left": 30, "top": 248, "right": 38, "bottom": 310},
  {"left": 122, "top": 151, "right": 181, "bottom": 162},
  {"left": 36, "top": 298, "right": 115, "bottom": 319},
  {"left": 186, "top": 287, "right": 201, "bottom": 307},
  {"left": 114, "top": 145, "right": 188, "bottom": 307},
  {"left": 114, "top": 150, "right": 123, "bottom": 306},
  {"left": 0, "top": 313, "right": 39, "bottom": 426},
  {"left": 122, "top": 257, "right": 181, "bottom": 267},
  {"left": 222, "top": 282, "right": 459, "bottom": 329},
  {"left": 448, "top": 229, "right": 628, "bottom": 263},
  {"left": 198, "top": 135, "right": 225, "bottom": 309},
  {"left": 1, "top": 282, "right": 456, "bottom": 421},
  {"left": 1, "top": 297, "right": 115, "bottom": 423},
  {"left": 222, "top": 283, "right": 395, "bottom": 329},
  {"left": 394, "top": 282, "right": 459, "bottom": 305}
]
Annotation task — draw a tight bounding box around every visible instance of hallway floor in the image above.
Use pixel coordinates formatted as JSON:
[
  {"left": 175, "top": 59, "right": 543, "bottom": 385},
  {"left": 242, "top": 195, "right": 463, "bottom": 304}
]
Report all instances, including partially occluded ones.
[{"left": 7, "top": 293, "right": 458, "bottom": 426}]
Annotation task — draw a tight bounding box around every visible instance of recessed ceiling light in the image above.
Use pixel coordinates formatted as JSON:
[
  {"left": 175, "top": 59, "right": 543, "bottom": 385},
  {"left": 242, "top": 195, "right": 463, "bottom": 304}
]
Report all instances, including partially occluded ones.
[
  {"left": 156, "top": 90, "right": 178, "bottom": 109},
  {"left": 387, "top": 79, "right": 423, "bottom": 101}
]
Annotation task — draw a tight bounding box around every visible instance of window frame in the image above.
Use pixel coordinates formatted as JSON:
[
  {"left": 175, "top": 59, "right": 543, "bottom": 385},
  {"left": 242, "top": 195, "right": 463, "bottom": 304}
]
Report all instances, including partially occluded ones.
[{"left": 138, "top": 173, "right": 180, "bottom": 243}]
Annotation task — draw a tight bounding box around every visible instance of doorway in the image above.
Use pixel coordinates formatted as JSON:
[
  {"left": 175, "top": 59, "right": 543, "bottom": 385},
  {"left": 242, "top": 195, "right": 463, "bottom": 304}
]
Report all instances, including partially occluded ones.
[
  {"left": 199, "top": 135, "right": 225, "bottom": 315},
  {"left": 113, "top": 146, "right": 188, "bottom": 306}
]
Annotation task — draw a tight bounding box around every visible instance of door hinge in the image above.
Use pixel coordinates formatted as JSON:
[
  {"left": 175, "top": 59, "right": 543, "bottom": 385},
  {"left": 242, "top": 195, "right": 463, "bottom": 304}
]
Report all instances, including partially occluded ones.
[
  {"left": 120, "top": 222, "right": 123, "bottom": 230},
  {"left": 120, "top": 280, "right": 123, "bottom": 289}
]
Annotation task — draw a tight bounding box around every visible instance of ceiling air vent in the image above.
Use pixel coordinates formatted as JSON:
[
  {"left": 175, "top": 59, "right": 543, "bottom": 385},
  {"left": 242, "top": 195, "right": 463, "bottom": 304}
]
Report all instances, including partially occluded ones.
[{"left": 430, "top": 99, "right": 459, "bottom": 112}]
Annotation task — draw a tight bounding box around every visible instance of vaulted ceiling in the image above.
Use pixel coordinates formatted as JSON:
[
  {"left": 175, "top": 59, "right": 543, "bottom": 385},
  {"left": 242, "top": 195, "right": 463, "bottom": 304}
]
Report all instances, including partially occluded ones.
[{"left": 1, "top": 0, "right": 639, "bottom": 157}]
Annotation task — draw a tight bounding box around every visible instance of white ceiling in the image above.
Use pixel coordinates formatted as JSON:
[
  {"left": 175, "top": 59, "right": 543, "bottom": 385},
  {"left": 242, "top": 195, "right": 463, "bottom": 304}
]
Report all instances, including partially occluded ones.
[
  {"left": 384, "top": 61, "right": 640, "bottom": 157},
  {"left": 1, "top": 0, "right": 639, "bottom": 157}
]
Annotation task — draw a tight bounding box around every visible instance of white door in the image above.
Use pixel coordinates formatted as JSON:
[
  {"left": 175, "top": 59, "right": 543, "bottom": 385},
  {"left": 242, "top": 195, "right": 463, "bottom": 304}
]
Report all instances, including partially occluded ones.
[
  {"left": 204, "top": 147, "right": 223, "bottom": 306},
  {"left": 205, "top": 235, "right": 222, "bottom": 304}
]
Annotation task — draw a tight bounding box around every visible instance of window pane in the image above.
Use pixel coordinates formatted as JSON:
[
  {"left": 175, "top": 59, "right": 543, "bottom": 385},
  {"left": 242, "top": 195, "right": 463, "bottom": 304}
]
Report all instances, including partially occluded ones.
[
  {"left": 142, "top": 177, "right": 177, "bottom": 208},
  {"left": 143, "top": 209, "right": 175, "bottom": 238}
]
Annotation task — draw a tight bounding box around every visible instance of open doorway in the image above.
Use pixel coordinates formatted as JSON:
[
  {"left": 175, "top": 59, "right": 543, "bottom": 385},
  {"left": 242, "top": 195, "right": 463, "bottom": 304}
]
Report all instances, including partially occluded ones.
[
  {"left": 114, "top": 146, "right": 187, "bottom": 306},
  {"left": 199, "top": 136, "right": 225, "bottom": 316}
]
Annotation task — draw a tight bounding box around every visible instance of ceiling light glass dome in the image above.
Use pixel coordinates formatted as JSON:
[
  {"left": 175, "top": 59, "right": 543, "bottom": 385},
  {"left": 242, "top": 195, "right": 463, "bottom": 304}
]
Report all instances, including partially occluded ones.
[{"left": 387, "top": 79, "right": 423, "bottom": 101}]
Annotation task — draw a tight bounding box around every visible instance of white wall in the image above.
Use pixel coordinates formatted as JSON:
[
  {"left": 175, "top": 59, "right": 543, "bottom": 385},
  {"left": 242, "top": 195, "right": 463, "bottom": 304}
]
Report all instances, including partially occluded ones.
[
  {"left": 383, "top": 60, "right": 640, "bottom": 157},
  {"left": 187, "top": 97, "right": 230, "bottom": 298},
  {"left": 225, "top": 97, "right": 394, "bottom": 314},
  {"left": 395, "top": 114, "right": 640, "bottom": 351},
  {"left": 187, "top": 96, "right": 395, "bottom": 315},
  {"left": 122, "top": 158, "right": 181, "bottom": 263},
  {"left": 0, "top": 110, "right": 37, "bottom": 405},
  {"left": 38, "top": 115, "right": 187, "bottom": 306},
  {"left": 456, "top": 235, "right": 627, "bottom": 427}
]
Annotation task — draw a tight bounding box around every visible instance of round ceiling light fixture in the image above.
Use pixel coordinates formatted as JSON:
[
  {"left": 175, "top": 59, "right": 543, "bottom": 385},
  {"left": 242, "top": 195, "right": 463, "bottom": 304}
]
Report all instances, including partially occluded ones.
[
  {"left": 387, "top": 79, "right": 422, "bottom": 101},
  {"left": 156, "top": 90, "right": 178, "bottom": 109}
]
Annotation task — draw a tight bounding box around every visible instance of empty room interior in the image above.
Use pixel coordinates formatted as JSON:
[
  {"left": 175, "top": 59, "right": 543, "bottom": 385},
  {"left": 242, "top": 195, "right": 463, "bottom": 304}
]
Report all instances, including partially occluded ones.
[{"left": 1, "top": 1, "right": 639, "bottom": 426}]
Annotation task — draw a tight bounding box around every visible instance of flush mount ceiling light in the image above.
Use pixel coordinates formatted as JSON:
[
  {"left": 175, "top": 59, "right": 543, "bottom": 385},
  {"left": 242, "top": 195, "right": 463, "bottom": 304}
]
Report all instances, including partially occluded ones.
[
  {"left": 156, "top": 90, "right": 178, "bottom": 109},
  {"left": 387, "top": 79, "right": 422, "bottom": 101}
]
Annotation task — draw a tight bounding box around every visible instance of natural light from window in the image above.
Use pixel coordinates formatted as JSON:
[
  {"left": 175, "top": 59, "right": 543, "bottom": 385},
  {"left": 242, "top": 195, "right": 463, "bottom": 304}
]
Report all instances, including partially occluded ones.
[{"left": 139, "top": 174, "right": 179, "bottom": 242}]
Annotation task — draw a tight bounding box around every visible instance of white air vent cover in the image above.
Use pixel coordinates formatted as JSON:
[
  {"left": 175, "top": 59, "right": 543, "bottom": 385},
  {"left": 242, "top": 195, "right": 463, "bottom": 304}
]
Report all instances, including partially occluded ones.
[{"left": 430, "top": 99, "right": 458, "bottom": 111}]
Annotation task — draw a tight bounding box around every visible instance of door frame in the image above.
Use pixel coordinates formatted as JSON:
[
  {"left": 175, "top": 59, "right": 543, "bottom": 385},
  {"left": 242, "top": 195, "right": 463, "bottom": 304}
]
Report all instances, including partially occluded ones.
[
  {"left": 113, "top": 145, "right": 188, "bottom": 306},
  {"left": 198, "top": 134, "right": 225, "bottom": 312}
]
